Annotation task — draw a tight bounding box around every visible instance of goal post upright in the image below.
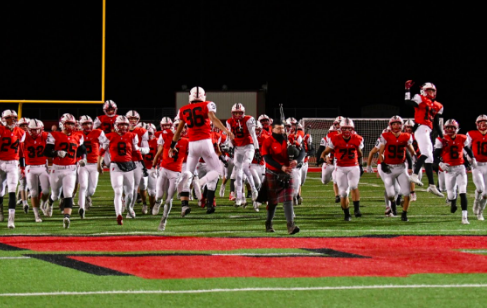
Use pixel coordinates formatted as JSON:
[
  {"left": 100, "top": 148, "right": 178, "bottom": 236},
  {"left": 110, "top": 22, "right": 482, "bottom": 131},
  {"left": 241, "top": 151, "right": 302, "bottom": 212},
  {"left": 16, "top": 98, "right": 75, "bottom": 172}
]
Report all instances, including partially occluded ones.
[{"left": 0, "top": 0, "right": 106, "bottom": 118}]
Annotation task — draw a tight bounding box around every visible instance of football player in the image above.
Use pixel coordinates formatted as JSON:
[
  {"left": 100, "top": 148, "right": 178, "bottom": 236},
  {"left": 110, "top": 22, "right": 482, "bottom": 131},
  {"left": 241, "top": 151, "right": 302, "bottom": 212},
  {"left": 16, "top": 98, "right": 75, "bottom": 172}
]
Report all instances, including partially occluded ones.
[
  {"left": 434, "top": 119, "right": 473, "bottom": 224},
  {"left": 466, "top": 115, "right": 487, "bottom": 220},
  {"left": 169, "top": 86, "right": 234, "bottom": 217},
  {"left": 378, "top": 116, "right": 416, "bottom": 221},
  {"left": 44, "top": 114, "right": 86, "bottom": 229},
  {"left": 16, "top": 117, "right": 30, "bottom": 212},
  {"left": 258, "top": 114, "right": 271, "bottom": 133},
  {"left": 98, "top": 115, "right": 140, "bottom": 225},
  {"left": 403, "top": 120, "right": 420, "bottom": 201},
  {"left": 226, "top": 103, "right": 259, "bottom": 207},
  {"left": 321, "top": 118, "right": 364, "bottom": 221},
  {"left": 77, "top": 115, "right": 107, "bottom": 217},
  {"left": 0, "top": 110, "right": 26, "bottom": 228},
  {"left": 405, "top": 80, "right": 444, "bottom": 197}
]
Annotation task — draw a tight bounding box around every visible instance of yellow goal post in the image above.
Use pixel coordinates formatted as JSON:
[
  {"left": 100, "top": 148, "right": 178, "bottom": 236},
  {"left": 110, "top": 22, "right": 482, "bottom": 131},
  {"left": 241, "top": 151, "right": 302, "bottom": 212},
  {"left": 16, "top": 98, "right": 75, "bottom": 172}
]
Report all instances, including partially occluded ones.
[{"left": 0, "top": 0, "right": 106, "bottom": 118}]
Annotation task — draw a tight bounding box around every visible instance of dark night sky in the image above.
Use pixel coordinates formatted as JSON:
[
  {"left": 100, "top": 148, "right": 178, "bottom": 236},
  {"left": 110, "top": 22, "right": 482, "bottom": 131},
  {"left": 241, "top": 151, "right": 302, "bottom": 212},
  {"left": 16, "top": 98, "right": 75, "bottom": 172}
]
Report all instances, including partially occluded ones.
[{"left": 1, "top": 2, "right": 485, "bottom": 131}]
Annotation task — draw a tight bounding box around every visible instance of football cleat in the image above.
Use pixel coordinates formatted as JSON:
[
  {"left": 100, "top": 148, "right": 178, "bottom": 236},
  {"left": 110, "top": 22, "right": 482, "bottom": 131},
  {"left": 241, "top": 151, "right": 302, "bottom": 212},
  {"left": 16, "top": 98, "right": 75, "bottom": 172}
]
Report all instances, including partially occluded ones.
[
  {"left": 219, "top": 184, "right": 226, "bottom": 197},
  {"left": 7, "top": 213, "right": 15, "bottom": 229},
  {"left": 335, "top": 195, "right": 340, "bottom": 203},
  {"left": 410, "top": 192, "right": 417, "bottom": 202},
  {"left": 206, "top": 206, "right": 215, "bottom": 214},
  {"left": 385, "top": 207, "right": 395, "bottom": 217},
  {"left": 297, "top": 196, "right": 303, "bottom": 205},
  {"left": 78, "top": 208, "right": 85, "bottom": 219},
  {"left": 192, "top": 177, "right": 202, "bottom": 200},
  {"left": 142, "top": 205, "right": 148, "bottom": 215},
  {"left": 251, "top": 190, "right": 259, "bottom": 202},
  {"left": 23, "top": 204, "right": 29, "bottom": 214},
  {"left": 63, "top": 217, "right": 70, "bottom": 229},
  {"left": 401, "top": 212, "right": 409, "bottom": 222},
  {"left": 354, "top": 209, "right": 362, "bottom": 218},
  {"left": 427, "top": 185, "right": 444, "bottom": 197},
  {"left": 181, "top": 205, "right": 191, "bottom": 217},
  {"left": 235, "top": 198, "right": 243, "bottom": 207},
  {"left": 152, "top": 201, "right": 162, "bottom": 215},
  {"left": 86, "top": 196, "right": 92, "bottom": 210},
  {"left": 473, "top": 199, "right": 480, "bottom": 215},
  {"left": 117, "top": 214, "right": 123, "bottom": 225},
  {"left": 462, "top": 217, "right": 470, "bottom": 225},
  {"left": 158, "top": 216, "right": 167, "bottom": 231},
  {"left": 35, "top": 216, "right": 42, "bottom": 223},
  {"left": 126, "top": 207, "right": 136, "bottom": 219},
  {"left": 229, "top": 191, "right": 236, "bottom": 201},
  {"left": 253, "top": 201, "right": 260, "bottom": 212},
  {"left": 477, "top": 212, "right": 485, "bottom": 221},
  {"left": 409, "top": 174, "right": 423, "bottom": 186}
]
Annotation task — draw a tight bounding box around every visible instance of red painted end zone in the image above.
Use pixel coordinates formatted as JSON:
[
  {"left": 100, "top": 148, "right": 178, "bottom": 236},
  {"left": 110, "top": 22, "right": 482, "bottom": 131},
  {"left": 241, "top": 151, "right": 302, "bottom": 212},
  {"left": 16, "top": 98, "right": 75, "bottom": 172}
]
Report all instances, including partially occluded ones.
[{"left": 2, "top": 236, "right": 487, "bottom": 279}]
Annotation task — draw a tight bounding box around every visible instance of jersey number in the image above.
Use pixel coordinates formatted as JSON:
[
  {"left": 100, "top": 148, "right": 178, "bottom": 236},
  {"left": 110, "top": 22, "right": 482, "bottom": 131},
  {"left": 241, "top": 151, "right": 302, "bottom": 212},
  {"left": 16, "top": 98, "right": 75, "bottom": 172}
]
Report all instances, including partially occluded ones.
[
  {"left": 339, "top": 148, "right": 355, "bottom": 160},
  {"left": 476, "top": 142, "right": 487, "bottom": 156},
  {"left": 449, "top": 145, "right": 459, "bottom": 159},
  {"left": 423, "top": 105, "right": 438, "bottom": 121},
  {"left": 85, "top": 141, "right": 92, "bottom": 154},
  {"left": 59, "top": 142, "right": 77, "bottom": 158},
  {"left": 183, "top": 107, "right": 205, "bottom": 128},
  {"left": 117, "top": 142, "right": 127, "bottom": 156},
  {"left": 231, "top": 126, "right": 245, "bottom": 139},
  {"left": 387, "top": 145, "right": 405, "bottom": 159},
  {"left": 1, "top": 138, "right": 20, "bottom": 153},
  {"left": 27, "top": 146, "right": 44, "bottom": 158}
]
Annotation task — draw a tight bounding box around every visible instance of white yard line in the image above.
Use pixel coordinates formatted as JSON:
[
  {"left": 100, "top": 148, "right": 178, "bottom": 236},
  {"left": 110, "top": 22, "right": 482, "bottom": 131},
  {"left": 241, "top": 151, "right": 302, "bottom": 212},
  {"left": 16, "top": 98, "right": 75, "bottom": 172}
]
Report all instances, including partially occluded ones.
[
  {"left": 0, "top": 257, "right": 30, "bottom": 260},
  {"left": 2, "top": 284, "right": 487, "bottom": 297}
]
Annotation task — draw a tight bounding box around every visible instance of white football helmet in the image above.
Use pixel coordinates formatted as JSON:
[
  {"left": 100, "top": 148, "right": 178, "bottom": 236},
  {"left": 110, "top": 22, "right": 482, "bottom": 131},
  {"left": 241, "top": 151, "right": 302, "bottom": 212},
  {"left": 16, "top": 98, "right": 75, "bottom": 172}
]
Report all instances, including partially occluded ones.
[
  {"left": 388, "top": 115, "right": 404, "bottom": 133},
  {"left": 339, "top": 117, "right": 354, "bottom": 137},
  {"left": 103, "top": 100, "right": 118, "bottom": 117},
  {"left": 27, "top": 119, "right": 44, "bottom": 138},
  {"left": 2, "top": 110, "right": 18, "bottom": 129},
  {"left": 126, "top": 110, "right": 140, "bottom": 128},
  {"left": 420, "top": 82, "right": 437, "bottom": 99},
  {"left": 59, "top": 113, "right": 77, "bottom": 133},
  {"left": 189, "top": 86, "right": 206, "bottom": 103},
  {"left": 258, "top": 114, "right": 270, "bottom": 122},
  {"left": 329, "top": 124, "right": 336, "bottom": 132},
  {"left": 231, "top": 103, "right": 245, "bottom": 120},
  {"left": 334, "top": 116, "right": 344, "bottom": 129},
  {"left": 403, "top": 119, "right": 415, "bottom": 133},
  {"left": 114, "top": 115, "right": 130, "bottom": 134},
  {"left": 444, "top": 119, "right": 459, "bottom": 136},
  {"left": 160, "top": 116, "right": 173, "bottom": 130},
  {"left": 17, "top": 117, "right": 30, "bottom": 130},
  {"left": 286, "top": 117, "right": 297, "bottom": 125},
  {"left": 79, "top": 115, "right": 94, "bottom": 132},
  {"left": 476, "top": 115, "right": 487, "bottom": 131}
]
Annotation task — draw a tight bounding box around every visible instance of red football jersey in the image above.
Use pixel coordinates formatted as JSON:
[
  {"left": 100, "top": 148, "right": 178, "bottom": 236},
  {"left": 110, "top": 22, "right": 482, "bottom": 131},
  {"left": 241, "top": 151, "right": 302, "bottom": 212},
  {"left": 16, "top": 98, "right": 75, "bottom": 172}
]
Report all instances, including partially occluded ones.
[
  {"left": 105, "top": 132, "right": 138, "bottom": 163},
  {"left": 252, "top": 133, "right": 269, "bottom": 165},
  {"left": 380, "top": 131, "right": 412, "bottom": 164},
  {"left": 303, "top": 133, "right": 311, "bottom": 163},
  {"left": 160, "top": 137, "right": 189, "bottom": 172},
  {"left": 261, "top": 135, "right": 289, "bottom": 172},
  {"left": 143, "top": 138, "right": 159, "bottom": 169},
  {"left": 329, "top": 133, "right": 364, "bottom": 167},
  {"left": 94, "top": 114, "right": 117, "bottom": 134},
  {"left": 412, "top": 95, "right": 443, "bottom": 129},
  {"left": 0, "top": 126, "right": 25, "bottom": 161},
  {"left": 130, "top": 127, "right": 147, "bottom": 162},
  {"left": 23, "top": 132, "right": 48, "bottom": 165},
  {"left": 82, "top": 129, "right": 106, "bottom": 163},
  {"left": 226, "top": 115, "right": 255, "bottom": 147},
  {"left": 178, "top": 101, "right": 216, "bottom": 141},
  {"left": 437, "top": 134, "right": 467, "bottom": 166},
  {"left": 467, "top": 130, "right": 487, "bottom": 162},
  {"left": 47, "top": 131, "right": 84, "bottom": 166}
]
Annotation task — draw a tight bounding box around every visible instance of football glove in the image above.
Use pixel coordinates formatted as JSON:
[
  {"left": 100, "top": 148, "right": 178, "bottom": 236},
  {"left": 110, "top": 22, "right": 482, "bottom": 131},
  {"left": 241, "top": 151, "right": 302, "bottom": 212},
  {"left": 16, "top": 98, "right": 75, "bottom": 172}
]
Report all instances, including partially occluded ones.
[
  {"left": 405, "top": 80, "right": 414, "bottom": 90},
  {"left": 366, "top": 165, "right": 373, "bottom": 173},
  {"left": 381, "top": 162, "right": 391, "bottom": 174},
  {"left": 439, "top": 162, "right": 451, "bottom": 172},
  {"left": 57, "top": 150, "right": 67, "bottom": 158}
]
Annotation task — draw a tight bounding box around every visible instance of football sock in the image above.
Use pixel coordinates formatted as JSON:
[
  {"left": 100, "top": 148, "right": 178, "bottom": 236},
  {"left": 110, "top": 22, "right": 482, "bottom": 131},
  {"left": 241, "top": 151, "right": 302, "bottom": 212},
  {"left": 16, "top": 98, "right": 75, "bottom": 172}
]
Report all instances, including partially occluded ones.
[
  {"left": 8, "top": 192, "right": 16, "bottom": 209},
  {"left": 413, "top": 155, "right": 427, "bottom": 175},
  {"left": 460, "top": 193, "right": 468, "bottom": 211},
  {"left": 424, "top": 163, "right": 434, "bottom": 185}
]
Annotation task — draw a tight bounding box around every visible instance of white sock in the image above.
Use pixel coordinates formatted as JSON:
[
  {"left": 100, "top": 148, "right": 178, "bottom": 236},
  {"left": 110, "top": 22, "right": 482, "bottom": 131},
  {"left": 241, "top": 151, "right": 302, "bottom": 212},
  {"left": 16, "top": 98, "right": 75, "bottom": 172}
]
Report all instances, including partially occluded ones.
[{"left": 462, "top": 210, "right": 468, "bottom": 219}]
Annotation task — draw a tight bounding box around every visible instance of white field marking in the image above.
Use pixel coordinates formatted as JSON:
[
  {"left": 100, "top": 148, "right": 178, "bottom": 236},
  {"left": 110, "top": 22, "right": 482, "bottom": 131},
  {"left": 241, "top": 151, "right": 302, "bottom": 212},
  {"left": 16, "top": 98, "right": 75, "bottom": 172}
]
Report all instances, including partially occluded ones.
[
  {"left": 2, "top": 284, "right": 487, "bottom": 297},
  {"left": 0, "top": 257, "right": 30, "bottom": 260},
  {"left": 460, "top": 250, "right": 487, "bottom": 253}
]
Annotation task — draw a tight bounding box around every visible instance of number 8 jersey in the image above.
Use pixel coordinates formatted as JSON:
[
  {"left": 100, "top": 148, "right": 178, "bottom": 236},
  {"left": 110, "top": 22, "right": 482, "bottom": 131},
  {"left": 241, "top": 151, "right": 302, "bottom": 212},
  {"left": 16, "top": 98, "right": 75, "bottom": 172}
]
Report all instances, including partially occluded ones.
[
  {"left": 178, "top": 101, "right": 216, "bottom": 141},
  {"left": 105, "top": 132, "right": 139, "bottom": 163}
]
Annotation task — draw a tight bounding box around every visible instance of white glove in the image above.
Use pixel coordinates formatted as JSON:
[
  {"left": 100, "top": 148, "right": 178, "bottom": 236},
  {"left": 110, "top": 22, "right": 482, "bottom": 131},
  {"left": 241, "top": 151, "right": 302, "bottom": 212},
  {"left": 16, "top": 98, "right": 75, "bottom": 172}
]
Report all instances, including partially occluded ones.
[
  {"left": 366, "top": 165, "right": 373, "bottom": 173},
  {"left": 471, "top": 158, "right": 478, "bottom": 169},
  {"left": 439, "top": 162, "right": 451, "bottom": 172},
  {"left": 150, "top": 168, "right": 158, "bottom": 179},
  {"left": 79, "top": 158, "right": 87, "bottom": 167},
  {"left": 57, "top": 150, "right": 67, "bottom": 158}
]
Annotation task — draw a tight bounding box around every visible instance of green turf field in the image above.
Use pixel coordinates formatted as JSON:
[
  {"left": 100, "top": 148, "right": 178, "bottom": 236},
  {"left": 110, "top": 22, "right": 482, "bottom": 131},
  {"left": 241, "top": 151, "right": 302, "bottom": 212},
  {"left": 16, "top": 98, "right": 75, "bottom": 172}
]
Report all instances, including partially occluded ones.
[{"left": 1, "top": 172, "right": 487, "bottom": 308}]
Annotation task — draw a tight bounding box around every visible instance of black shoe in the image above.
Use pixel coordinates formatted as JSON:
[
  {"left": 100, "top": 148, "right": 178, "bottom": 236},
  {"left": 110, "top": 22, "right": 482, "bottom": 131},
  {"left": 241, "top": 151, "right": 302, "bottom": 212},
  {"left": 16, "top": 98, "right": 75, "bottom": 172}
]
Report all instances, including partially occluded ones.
[
  {"left": 206, "top": 206, "right": 215, "bottom": 214},
  {"left": 344, "top": 214, "right": 352, "bottom": 221},
  {"left": 335, "top": 196, "right": 340, "bottom": 203},
  {"left": 451, "top": 203, "right": 458, "bottom": 213},
  {"left": 246, "top": 191, "right": 252, "bottom": 198},
  {"left": 354, "top": 210, "right": 362, "bottom": 218},
  {"left": 391, "top": 203, "right": 397, "bottom": 216},
  {"left": 401, "top": 211, "right": 409, "bottom": 222}
]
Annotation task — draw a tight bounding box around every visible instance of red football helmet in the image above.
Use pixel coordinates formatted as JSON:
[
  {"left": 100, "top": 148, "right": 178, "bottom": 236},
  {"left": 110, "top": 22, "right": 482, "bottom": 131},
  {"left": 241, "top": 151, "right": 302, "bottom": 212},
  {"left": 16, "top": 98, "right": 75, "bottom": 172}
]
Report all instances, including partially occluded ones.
[
  {"left": 388, "top": 115, "right": 404, "bottom": 133},
  {"left": 443, "top": 119, "right": 459, "bottom": 136},
  {"left": 476, "top": 114, "right": 487, "bottom": 131}
]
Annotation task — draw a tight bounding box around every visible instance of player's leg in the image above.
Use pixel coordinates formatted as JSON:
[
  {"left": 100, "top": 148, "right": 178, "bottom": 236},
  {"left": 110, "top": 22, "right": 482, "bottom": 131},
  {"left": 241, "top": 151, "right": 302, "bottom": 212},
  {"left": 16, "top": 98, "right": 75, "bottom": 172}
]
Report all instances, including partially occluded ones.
[
  {"left": 77, "top": 165, "right": 89, "bottom": 217},
  {"left": 26, "top": 166, "right": 42, "bottom": 222},
  {"left": 445, "top": 170, "right": 459, "bottom": 215},
  {"left": 456, "top": 166, "right": 469, "bottom": 224},
  {"left": 60, "top": 168, "right": 77, "bottom": 228},
  {"left": 336, "top": 167, "right": 351, "bottom": 221},
  {"left": 398, "top": 169, "right": 411, "bottom": 221},
  {"left": 123, "top": 169, "right": 136, "bottom": 219},
  {"left": 110, "top": 167, "right": 124, "bottom": 224}
]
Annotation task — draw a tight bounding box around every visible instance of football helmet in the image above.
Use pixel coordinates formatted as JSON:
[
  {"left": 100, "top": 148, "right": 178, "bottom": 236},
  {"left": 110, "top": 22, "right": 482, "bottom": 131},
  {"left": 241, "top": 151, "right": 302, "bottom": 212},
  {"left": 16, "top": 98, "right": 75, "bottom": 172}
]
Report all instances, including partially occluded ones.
[
  {"left": 420, "top": 82, "right": 437, "bottom": 99},
  {"left": 231, "top": 103, "right": 245, "bottom": 120},
  {"left": 339, "top": 118, "right": 354, "bottom": 137},
  {"left": 388, "top": 115, "right": 404, "bottom": 133},
  {"left": 17, "top": 117, "right": 30, "bottom": 130},
  {"left": 114, "top": 115, "right": 130, "bottom": 134},
  {"left": 189, "top": 86, "right": 206, "bottom": 103},
  {"left": 126, "top": 110, "right": 140, "bottom": 128},
  {"left": 79, "top": 115, "right": 94, "bottom": 132},
  {"left": 258, "top": 114, "right": 270, "bottom": 124},
  {"left": 103, "top": 100, "right": 118, "bottom": 117},
  {"left": 160, "top": 116, "right": 173, "bottom": 130},
  {"left": 2, "top": 110, "right": 18, "bottom": 129},
  {"left": 147, "top": 123, "right": 156, "bottom": 138},
  {"left": 27, "top": 119, "right": 44, "bottom": 138},
  {"left": 59, "top": 113, "right": 77, "bottom": 133},
  {"left": 255, "top": 121, "right": 263, "bottom": 135},
  {"left": 334, "top": 116, "right": 344, "bottom": 129},
  {"left": 443, "top": 119, "right": 459, "bottom": 136},
  {"left": 476, "top": 114, "right": 487, "bottom": 131}
]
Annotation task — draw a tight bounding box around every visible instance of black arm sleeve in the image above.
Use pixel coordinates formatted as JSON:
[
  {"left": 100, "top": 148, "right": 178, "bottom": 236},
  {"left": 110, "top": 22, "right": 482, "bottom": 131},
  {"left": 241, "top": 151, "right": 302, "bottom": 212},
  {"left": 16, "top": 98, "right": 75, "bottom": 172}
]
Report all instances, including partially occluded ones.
[
  {"left": 405, "top": 100, "right": 417, "bottom": 108},
  {"left": 316, "top": 145, "right": 325, "bottom": 161},
  {"left": 76, "top": 144, "right": 87, "bottom": 157},
  {"left": 43, "top": 144, "right": 56, "bottom": 158},
  {"left": 464, "top": 146, "right": 474, "bottom": 159},
  {"left": 433, "top": 114, "right": 443, "bottom": 138},
  {"left": 19, "top": 157, "right": 25, "bottom": 168},
  {"left": 264, "top": 154, "right": 283, "bottom": 171},
  {"left": 433, "top": 148, "right": 442, "bottom": 164},
  {"left": 406, "top": 151, "right": 412, "bottom": 167},
  {"left": 296, "top": 146, "right": 306, "bottom": 163}
]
